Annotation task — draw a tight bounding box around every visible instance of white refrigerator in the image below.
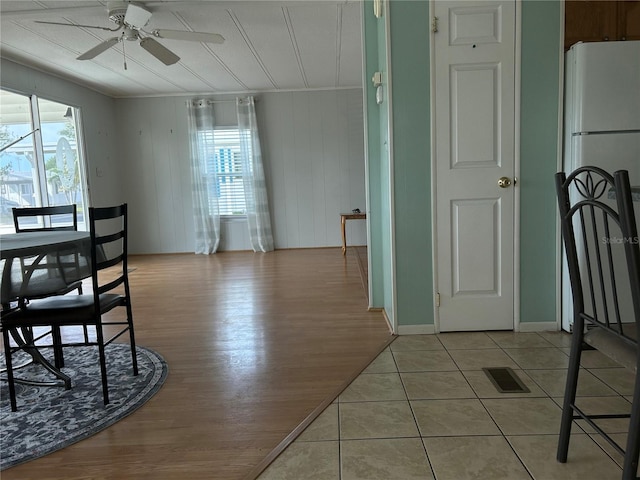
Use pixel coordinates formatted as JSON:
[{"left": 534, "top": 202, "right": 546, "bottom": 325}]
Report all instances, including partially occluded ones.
[{"left": 561, "top": 40, "right": 640, "bottom": 332}]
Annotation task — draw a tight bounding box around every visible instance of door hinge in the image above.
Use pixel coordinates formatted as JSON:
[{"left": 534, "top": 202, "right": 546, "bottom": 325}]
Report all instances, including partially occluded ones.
[
  {"left": 432, "top": 16, "right": 439, "bottom": 33},
  {"left": 435, "top": 292, "right": 441, "bottom": 308}
]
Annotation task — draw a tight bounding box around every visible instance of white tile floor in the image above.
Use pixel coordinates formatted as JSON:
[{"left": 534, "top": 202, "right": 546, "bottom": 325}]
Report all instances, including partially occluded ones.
[{"left": 257, "top": 331, "right": 638, "bottom": 480}]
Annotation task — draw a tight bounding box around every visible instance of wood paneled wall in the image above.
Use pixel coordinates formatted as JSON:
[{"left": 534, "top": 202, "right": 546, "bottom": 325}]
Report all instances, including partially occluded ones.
[
  {"left": 259, "top": 89, "right": 367, "bottom": 249},
  {"left": 115, "top": 89, "right": 366, "bottom": 254}
]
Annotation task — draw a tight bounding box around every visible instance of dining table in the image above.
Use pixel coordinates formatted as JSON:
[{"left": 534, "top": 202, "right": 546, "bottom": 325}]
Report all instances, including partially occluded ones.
[
  {"left": 1, "top": 230, "right": 92, "bottom": 387},
  {"left": 1, "top": 230, "right": 92, "bottom": 305}
]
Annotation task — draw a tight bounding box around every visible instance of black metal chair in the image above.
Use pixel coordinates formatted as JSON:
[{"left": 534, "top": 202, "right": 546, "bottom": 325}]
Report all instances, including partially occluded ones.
[
  {"left": 2, "top": 204, "right": 138, "bottom": 411},
  {"left": 11, "top": 204, "right": 86, "bottom": 362},
  {"left": 12, "top": 205, "right": 84, "bottom": 296},
  {"left": 12, "top": 204, "right": 78, "bottom": 233},
  {"left": 556, "top": 166, "right": 640, "bottom": 480}
]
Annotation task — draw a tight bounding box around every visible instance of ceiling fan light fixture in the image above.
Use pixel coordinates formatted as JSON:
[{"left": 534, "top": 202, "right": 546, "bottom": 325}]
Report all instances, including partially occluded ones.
[{"left": 123, "top": 27, "right": 139, "bottom": 41}]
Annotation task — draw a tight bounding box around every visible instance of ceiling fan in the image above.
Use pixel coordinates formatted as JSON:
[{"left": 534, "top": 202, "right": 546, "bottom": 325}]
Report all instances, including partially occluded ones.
[{"left": 35, "top": 1, "right": 224, "bottom": 66}]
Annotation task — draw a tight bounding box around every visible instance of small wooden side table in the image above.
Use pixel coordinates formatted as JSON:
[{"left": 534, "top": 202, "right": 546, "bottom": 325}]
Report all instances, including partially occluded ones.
[{"left": 340, "top": 212, "right": 366, "bottom": 255}]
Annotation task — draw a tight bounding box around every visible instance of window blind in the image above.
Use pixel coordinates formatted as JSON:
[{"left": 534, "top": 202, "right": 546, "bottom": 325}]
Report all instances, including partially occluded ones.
[{"left": 199, "top": 128, "right": 246, "bottom": 216}]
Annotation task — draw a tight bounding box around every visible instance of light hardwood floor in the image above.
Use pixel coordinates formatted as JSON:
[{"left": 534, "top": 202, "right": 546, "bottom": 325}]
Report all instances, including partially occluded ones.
[{"left": 2, "top": 248, "right": 392, "bottom": 480}]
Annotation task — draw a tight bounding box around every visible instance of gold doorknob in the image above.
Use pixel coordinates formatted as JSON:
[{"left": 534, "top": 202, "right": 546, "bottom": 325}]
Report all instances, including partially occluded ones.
[{"left": 498, "top": 177, "right": 512, "bottom": 188}]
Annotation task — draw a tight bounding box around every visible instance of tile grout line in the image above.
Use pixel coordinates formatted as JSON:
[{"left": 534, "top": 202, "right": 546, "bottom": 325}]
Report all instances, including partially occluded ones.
[
  {"left": 288, "top": 332, "right": 628, "bottom": 480},
  {"left": 399, "top": 332, "right": 571, "bottom": 480},
  {"left": 337, "top": 398, "right": 342, "bottom": 480},
  {"left": 391, "top": 341, "right": 440, "bottom": 479},
  {"left": 486, "top": 331, "right": 629, "bottom": 479},
  {"left": 445, "top": 332, "right": 537, "bottom": 479}
]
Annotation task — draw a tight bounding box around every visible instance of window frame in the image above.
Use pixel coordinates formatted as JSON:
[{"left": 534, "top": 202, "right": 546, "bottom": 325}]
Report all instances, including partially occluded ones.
[
  {"left": 0, "top": 88, "right": 90, "bottom": 232},
  {"left": 203, "top": 126, "right": 247, "bottom": 218}
]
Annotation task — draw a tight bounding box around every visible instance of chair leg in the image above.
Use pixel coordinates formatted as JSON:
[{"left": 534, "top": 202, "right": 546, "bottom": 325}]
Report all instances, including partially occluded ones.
[
  {"left": 52, "top": 325, "right": 64, "bottom": 368},
  {"left": 3, "top": 329, "right": 18, "bottom": 412},
  {"left": 557, "top": 330, "right": 584, "bottom": 463},
  {"left": 622, "top": 374, "right": 640, "bottom": 480},
  {"left": 95, "top": 326, "right": 109, "bottom": 405},
  {"left": 76, "top": 285, "right": 89, "bottom": 343},
  {"left": 126, "top": 305, "right": 138, "bottom": 376}
]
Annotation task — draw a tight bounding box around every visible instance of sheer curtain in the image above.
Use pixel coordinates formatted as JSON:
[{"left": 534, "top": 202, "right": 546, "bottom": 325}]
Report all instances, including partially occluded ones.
[
  {"left": 187, "top": 99, "right": 220, "bottom": 254},
  {"left": 237, "top": 96, "right": 274, "bottom": 252}
]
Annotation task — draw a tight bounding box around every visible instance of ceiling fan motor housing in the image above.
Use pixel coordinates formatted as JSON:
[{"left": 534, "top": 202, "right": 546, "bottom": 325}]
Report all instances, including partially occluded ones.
[
  {"left": 108, "top": 2, "right": 151, "bottom": 29},
  {"left": 107, "top": 2, "right": 128, "bottom": 26}
]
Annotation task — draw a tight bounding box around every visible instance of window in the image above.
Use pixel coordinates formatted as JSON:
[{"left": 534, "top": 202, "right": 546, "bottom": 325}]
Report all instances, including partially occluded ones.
[
  {"left": 200, "top": 128, "right": 246, "bottom": 216},
  {"left": 0, "top": 89, "right": 88, "bottom": 232}
]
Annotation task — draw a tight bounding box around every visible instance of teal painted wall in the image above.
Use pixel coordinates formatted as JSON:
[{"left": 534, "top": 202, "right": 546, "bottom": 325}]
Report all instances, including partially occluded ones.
[
  {"left": 378, "top": 6, "right": 394, "bottom": 324},
  {"left": 519, "top": 1, "right": 562, "bottom": 324},
  {"left": 363, "top": 0, "right": 394, "bottom": 324},
  {"left": 388, "top": 0, "right": 433, "bottom": 327},
  {"left": 363, "top": 1, "right": 384, "bottom": 307},
  {"left": 363, "top": 0, "right": 562, "bottom": 330}
]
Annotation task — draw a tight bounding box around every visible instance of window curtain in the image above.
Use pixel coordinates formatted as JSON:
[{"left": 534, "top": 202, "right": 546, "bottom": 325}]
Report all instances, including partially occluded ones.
[
  {"left": 187, "top": 99, "right": 220, "bottom": 254},
  {"left": 237, "top": 96, "right": 274, "bottom": 252}
]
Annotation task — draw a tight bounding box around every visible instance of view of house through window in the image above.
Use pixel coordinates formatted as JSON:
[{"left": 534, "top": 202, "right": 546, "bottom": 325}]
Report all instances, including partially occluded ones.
[
  {"left": 201, "top": 128, "right": 246, "bottom": 216},
  {"left": 0, "top": 89, "right": 88, "bottom": 233}
]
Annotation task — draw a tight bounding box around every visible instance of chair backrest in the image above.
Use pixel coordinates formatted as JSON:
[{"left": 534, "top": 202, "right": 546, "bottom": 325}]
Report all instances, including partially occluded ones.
[
  {"left": 556, "top": 166, "right": 640, "bottom": 347},
  {"left": 13, "top": 205, "right": 78, "bottom": 232},
  {"left": 88, "top": 204, "right": 130, "bottom": 300}
]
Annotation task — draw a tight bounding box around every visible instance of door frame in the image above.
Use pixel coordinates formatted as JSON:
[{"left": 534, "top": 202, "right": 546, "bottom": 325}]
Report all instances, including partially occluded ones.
[{"left": 429, "top": 0, "right": 522, "bottom": 333}]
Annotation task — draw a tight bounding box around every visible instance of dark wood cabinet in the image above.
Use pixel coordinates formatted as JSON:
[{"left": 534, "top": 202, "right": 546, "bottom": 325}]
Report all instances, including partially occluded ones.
[
  {"left": 618, "top": 1, "right": 640, "bottom": 41},
  {"left": 565, "top": 1, "right": 640, "bottom": 50}
]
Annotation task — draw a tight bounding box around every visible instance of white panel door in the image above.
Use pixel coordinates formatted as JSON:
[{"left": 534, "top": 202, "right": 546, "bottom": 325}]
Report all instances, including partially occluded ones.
[{"left": 434, "top": 1, "right": 517, "bottom": 331}]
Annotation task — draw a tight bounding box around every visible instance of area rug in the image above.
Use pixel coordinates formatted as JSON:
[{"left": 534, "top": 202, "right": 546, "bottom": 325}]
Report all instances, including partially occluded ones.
[{"left": 0, "top": 344, "right": 168, "bottom": 470}]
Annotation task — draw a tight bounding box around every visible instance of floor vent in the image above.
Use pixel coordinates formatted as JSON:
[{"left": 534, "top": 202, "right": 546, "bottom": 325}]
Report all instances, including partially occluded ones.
[{"left": 482, "top": 367, "right": 530, "bottom": 394}]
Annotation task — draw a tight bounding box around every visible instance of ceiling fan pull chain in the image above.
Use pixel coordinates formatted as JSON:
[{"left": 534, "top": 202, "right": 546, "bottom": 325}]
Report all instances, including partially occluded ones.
[{"left": 122, "top": 39, "right": 128, "bottom": 71}]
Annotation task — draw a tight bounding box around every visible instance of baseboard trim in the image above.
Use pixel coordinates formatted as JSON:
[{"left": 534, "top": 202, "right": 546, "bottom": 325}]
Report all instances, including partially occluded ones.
[
  {"left": 516, "top": 321, "right": 559, "bottom": 332},
  {"left": 381, "top": 309, "right": 394, "bottom": 334},
  {"left": 397, "top": 324, "right": 436, "bottom": 335},
  {"left": 393, "top": 323, "right": 559, "bottom": 334}
]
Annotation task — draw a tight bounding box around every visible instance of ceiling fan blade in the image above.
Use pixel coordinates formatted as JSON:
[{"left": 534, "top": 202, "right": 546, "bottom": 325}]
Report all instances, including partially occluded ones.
[
  {"left": 77, "top": 37, "right": 120, "bottom": 60},
  {"left": 151, "top": 29, "right": 225, "bottom": 44},
  {"left": 4, "top": 6, "right": 104, "bottom": 18},
  {"left": 139, "top": 37, "right": 180, "bottom": 65},
  {"left": 35, "top": 20, "right": 120, "bottom": 32},
  {"left": 124, "top": 2, "right": 153, "bottom": 29}
]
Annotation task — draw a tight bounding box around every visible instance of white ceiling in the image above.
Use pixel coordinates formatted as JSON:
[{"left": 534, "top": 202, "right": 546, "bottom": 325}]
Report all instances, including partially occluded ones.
[{"left": 0, "top": 0, "right": 364, "bottom": 98}]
